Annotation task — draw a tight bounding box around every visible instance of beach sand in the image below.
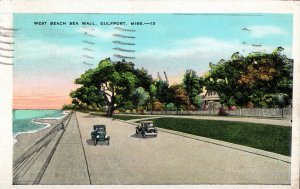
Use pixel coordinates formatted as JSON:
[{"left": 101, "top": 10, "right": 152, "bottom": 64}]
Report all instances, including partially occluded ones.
[{"left": 13, "top": 118, "right": 63, "bottom": 161}]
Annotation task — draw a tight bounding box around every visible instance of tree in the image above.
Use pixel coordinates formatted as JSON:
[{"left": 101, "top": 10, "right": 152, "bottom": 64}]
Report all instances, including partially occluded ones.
[
  {"left": 148, "top": 83, "right": 157, "bottom": 114},
  {"left": 70, "top": 85, "right": 105, "bottom": 110},
  {"left": 169, "top": 84, "right": 191, "bottom": 114},
  {"left": 165, "top": 103, "right": 176, "bottom": 111},
  {"left": 155, "top": 79, "right": 169, "bottom": 104},
  {"left": 204, "top": 48, "right": 293, "bottom": 108},
  {"left": 155, "top": 78, "right": 170, "bottom": 113},
  {"left": 183, "top": 69, "right": 204, "bottom": 109},
  {"left": 75, "top": 58, "right": 152, "bottom": 117},
  {"left": 193, "top": 95, "right": 203, "bottom": 110},
  {"left": 62, "top": 104, "right": 74, "bottom": 110},
  {"left": 133, "top": 87, "right": 150, "bottom": 114},
  {"left": 153, "top": 101, "right": 163, "bottom": 111}
]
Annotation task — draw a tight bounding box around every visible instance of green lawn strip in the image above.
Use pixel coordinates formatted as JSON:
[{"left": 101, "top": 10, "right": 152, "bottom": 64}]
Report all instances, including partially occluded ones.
[
  {"left": 90, "top": 112, "right": 153, "bottom": 120},
  {"left": 145, "top": 118, "right": 291, "bottom": 156},
  {"left": 90, "top": 112, "right": 106, "bottom": 116}
]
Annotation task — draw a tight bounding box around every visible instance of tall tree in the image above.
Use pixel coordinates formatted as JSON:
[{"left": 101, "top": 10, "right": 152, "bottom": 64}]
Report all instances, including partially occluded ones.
[
  {"left": 183, "top": 69, "right": 203, "bottom": 109},
  {"left": 155, "top": 78, "right": 170, "bottom": 113},
  {"left": 75, "top": 58, "right": 152, "bottom": 117},
  {"left": 155, "top": 79, "right": 169, "bottom": 104},
  {"left": 148, "top": 83, "right": 157, "bottom": 114}
]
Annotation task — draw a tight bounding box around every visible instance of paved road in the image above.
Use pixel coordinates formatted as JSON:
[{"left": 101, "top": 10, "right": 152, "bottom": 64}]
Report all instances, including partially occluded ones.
[{"left": 75, "top": 112, "right": 290, "bottom": 185}]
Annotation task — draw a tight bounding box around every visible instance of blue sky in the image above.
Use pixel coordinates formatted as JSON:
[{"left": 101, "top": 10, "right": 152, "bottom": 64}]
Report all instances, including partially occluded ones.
[{"left": 13, "top": 13, "right": 293, "bottom": 108}]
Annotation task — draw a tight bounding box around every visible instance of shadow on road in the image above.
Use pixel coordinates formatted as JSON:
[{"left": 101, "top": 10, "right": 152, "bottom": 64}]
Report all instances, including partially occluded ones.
[
  {"left": 83, "top": 114, "right": 98, "bottom": 118},
  {"left": 129, "top": 133, "right": 157, "bottom": 139},
  {"left": 86, "top": 139, "right": 109, "bottom": 146}
]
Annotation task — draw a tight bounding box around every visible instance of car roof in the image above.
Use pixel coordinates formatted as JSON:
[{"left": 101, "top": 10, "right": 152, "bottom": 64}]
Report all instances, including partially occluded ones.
[
  {"left": 141, "top": 121, "right": 153, "bottom": 123},
  {"left": 94, "top": 125, "right": 106, "bottom": 128}
]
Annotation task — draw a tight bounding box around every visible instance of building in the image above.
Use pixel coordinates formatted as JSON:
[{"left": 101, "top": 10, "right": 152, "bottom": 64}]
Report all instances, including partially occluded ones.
[
  {"left": 199, "top": 72, "right": 221, "bottom": 111},
  {"left": 201, "top": 87, "right": 221, "bottom": 111}
]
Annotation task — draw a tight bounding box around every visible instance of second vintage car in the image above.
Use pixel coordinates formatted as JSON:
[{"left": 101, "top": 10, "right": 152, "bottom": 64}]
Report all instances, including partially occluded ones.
[{"left": 136, "top": 121, "right": 158, "bottom": 138}]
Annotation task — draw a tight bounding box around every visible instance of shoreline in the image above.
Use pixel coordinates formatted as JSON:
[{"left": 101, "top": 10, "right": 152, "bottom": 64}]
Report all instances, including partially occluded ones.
[
  {"left": 13, "top": 111, "right": 69, "bottom": 144},
  {"left": 13, "top": 111, "right": 69, "bottom": 160},
  {"left": 39, "top": 110, "right": 69, "bottom": 120}
]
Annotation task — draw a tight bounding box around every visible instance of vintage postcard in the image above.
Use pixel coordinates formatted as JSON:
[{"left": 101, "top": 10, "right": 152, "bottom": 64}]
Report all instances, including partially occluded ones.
[{"left": 0, "top": 1, "right": 299, "bottom": 189}]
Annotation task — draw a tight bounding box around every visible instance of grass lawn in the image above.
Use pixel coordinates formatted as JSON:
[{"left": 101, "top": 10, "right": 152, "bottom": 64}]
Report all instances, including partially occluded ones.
[{"left": 147, "top": 118, "right": 291, "bottom": 156}]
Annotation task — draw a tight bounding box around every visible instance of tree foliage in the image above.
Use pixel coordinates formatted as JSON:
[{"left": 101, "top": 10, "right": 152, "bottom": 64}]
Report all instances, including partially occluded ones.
[
  {"left": 74, "top": 58, "right": 152, "bottom": 116},
  {"left": 133, "top": 87, "right": 150, "bottom": 113},
  {"left": 183, "top": 69, "right": 204, "bottom": 109},
  {"left": 70, "top": 85, "right": 105, "bottom": 110},
  {"left": 66, "top": 47, "right": 293, "bottom": 114},
  {"left": 148, "top": 83, "right": 157, "bottom": 113},
  {"left": 169, "top": 84, "right": 192, "bottom": 113},
  {"left": 204, "top": 48, "right": 293, "bottom": 108},
  {"left": 155, "top": 79, "right": 170, "bottom": 104}
]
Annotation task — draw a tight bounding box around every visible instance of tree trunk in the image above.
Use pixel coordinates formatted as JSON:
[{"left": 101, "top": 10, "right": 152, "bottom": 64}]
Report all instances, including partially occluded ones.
[
  {"left": 106, "top": 96, "right": 115, "bottom": 117},
  {"left": 103, "top": 90, "right": 115, "bottom": 117},
  {"left": 151, "top": 101, "right": 154, "bottom": 115},
  {"left": 106, "top": 104, "right": 114, "bottom": 117}
]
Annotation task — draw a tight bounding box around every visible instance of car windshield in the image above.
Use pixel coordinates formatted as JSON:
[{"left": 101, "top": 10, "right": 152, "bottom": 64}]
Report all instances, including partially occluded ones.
[
  {"left": 94, "top": 126, "right": 105, "bottom": 131},
  {"left": 145, "top": 123, "right": 153, "bottom": 127}
]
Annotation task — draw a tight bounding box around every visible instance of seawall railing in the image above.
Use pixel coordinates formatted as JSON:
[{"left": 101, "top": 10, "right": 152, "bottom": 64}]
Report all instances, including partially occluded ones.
[{"left": 122, "top": 108, "right": 292, "bottom": 119}]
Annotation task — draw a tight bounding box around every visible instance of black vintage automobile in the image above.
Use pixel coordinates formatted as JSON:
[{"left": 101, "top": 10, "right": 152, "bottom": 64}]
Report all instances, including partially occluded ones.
[
  {"left": 91, "top": 125, "right": 110, "bottom": 145},
  {"left": 136, "top": 121, "right": 158, "bottom": 138}
]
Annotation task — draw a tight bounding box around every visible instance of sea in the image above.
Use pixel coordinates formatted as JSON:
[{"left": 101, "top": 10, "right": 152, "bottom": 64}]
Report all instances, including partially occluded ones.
[{"left": 13, "top": 110, "right": 67, "bottom": 141}]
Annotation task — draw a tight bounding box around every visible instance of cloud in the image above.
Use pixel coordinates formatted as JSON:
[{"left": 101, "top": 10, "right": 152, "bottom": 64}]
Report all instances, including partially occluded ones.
[
  {"left": 14, "top": 40, "right": 79, "bottom": 60},
  {"left": 135, "top": 37, "right": 292, "bottom": 83},
  {"left": 247, "top": 25, "right": 287, "bottom": 38},
  {"left": 13, "top": 38, "right": 106, "bottom": 72}
]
